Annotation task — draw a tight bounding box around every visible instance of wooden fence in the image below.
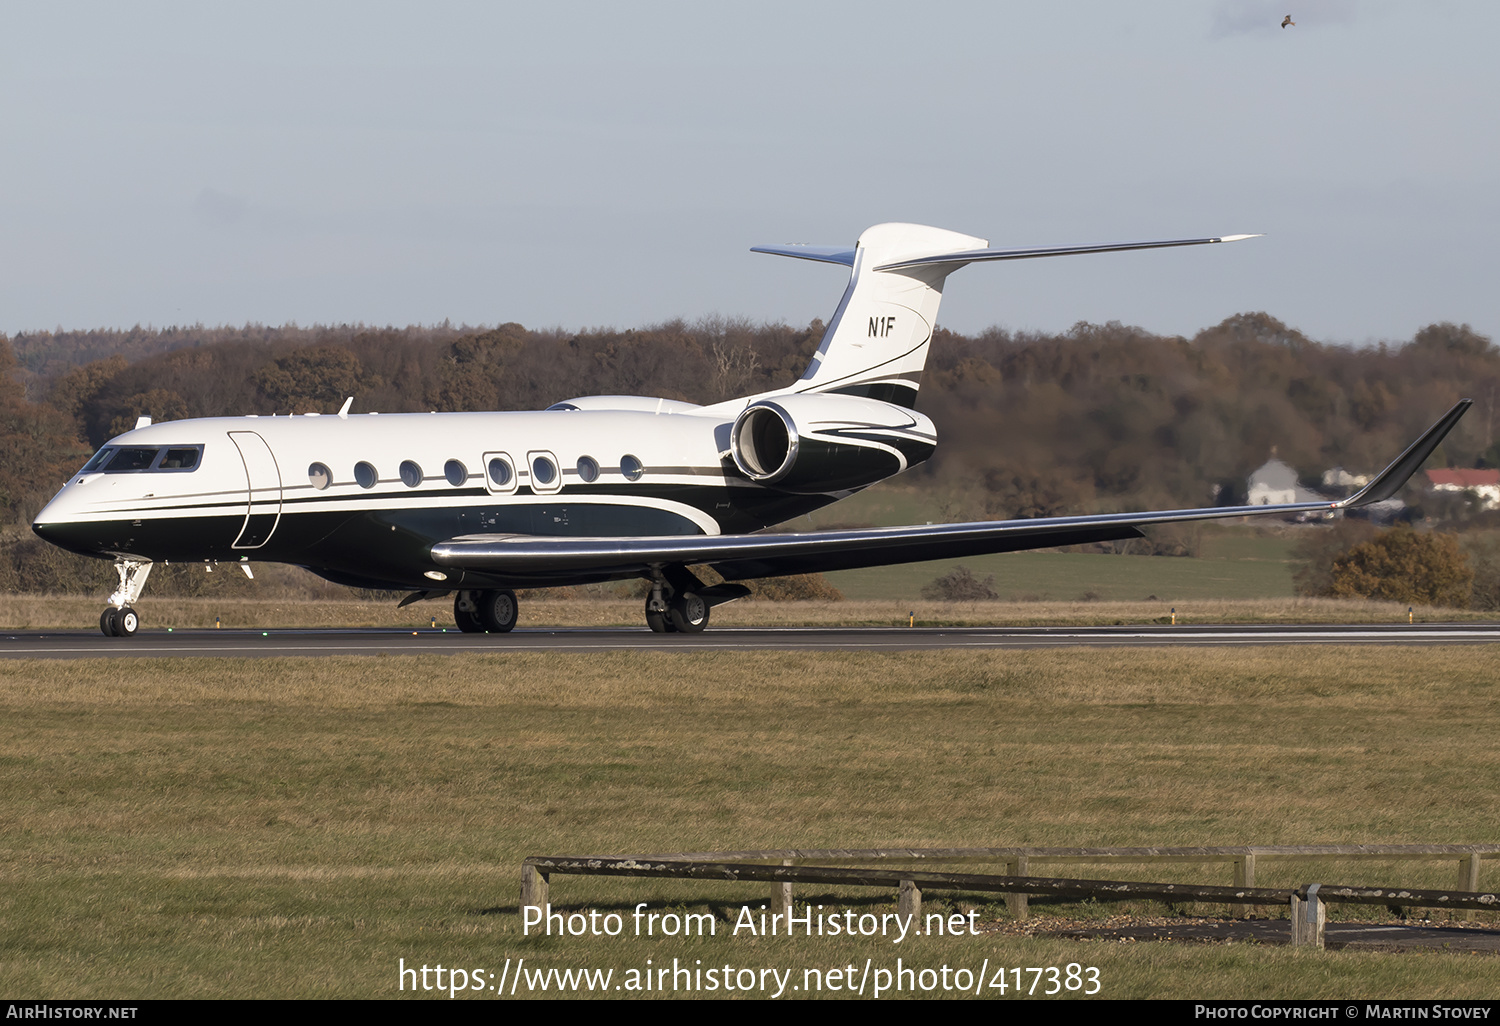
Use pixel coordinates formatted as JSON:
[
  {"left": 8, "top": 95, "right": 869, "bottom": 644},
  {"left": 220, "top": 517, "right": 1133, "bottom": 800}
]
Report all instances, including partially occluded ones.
[{"left": 520, "top": 845, "right": 1500, "bottom": 949}]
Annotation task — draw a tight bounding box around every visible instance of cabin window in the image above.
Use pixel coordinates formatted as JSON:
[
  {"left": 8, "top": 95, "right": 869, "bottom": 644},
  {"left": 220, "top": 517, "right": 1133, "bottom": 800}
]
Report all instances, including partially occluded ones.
[
  {"left": 488, "top": 457, "right": 513, "bottom": 488},
  {"left": 354, "top": 461, "right": 378, "bottom": 489},
  {"left": 399, "top": 460, "right": 423, "bottom": 487},
  {"left": 531, "top": 456, "right": 557, "bottom": 486},
  {"left": 308, "top": 463, "right": 332, "bottom": 490},
  {"left": 576, "top": 456, "right": 600, "bottom": 483},
  {"left": 444, "top": 459, "right": 468, "bottom": 486},
  {"left": 620, "top": 454, "right": 645, "bottom": 481}
]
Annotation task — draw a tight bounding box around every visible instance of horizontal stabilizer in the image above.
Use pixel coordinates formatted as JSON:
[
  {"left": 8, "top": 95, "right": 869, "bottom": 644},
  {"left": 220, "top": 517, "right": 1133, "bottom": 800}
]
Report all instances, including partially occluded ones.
[
  {"left": 874, "top": 234, "right": 1262, "bottom": 273},
  {"left": 750, "top": 244, "right": 857, "bottom": 266}
]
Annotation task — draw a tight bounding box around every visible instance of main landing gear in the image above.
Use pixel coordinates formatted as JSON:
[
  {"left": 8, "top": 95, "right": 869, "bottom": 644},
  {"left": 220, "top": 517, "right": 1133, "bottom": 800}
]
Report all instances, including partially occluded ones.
[
  {"left": 100, "top": 560, "right": 153, "bottom": 637},
  {"left": 643, "top": 568, "right": 748, "bottom": 634},
  {"left": 645, "top": 588, "right": 710, "bottom": 633},
  {"left": 454, "top": 589, "right": 519, "bottom": 633}
]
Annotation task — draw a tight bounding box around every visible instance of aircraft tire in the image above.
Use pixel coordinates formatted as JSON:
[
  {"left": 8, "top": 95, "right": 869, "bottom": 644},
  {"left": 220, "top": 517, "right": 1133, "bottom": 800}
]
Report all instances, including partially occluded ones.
[
  {"left": 478, "top": 589, "right": 518, "bottom": 632},
  {"left": 668, "top": 592, "right": 710, "bottom": 633},
  {"left": 453, "top": 592, "right": 484, "bottom": 633},
  {"left": 117, "top": 607, "right": 140, "bottom": 637},
  {"left": 645, "top": 597, "right": 672, "bottom": 633},
  {"left": 100, "top": 608, "right": 119, "bottom": 637}
]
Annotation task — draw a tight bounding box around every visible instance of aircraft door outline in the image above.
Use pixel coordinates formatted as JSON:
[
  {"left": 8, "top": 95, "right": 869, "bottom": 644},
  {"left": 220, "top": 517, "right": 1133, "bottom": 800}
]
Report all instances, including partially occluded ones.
[{"left": 229, "top": 431, "right": 283, "bottom": 549}]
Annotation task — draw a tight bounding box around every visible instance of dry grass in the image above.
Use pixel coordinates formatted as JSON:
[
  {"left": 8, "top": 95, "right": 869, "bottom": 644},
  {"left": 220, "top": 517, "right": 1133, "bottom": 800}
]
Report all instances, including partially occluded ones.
[
  {"left": 0, "top": 593, "right": 1489, "bottom": 630},
  {"left": 3, "top": 646, "right": 1500, "bottom": 998}
]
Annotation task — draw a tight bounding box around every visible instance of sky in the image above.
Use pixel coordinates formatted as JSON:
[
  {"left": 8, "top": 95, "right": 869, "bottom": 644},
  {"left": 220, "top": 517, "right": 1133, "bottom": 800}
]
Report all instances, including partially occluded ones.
[{"left": 2, "top": 0, "right": 1497, "bottom": 345}]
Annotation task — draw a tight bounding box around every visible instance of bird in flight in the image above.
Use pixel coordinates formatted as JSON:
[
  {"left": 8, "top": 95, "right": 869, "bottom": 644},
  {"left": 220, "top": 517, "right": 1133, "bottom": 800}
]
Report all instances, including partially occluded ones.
[{"left": 1281, "top": 15, "right": 1295, "bottom": 28}]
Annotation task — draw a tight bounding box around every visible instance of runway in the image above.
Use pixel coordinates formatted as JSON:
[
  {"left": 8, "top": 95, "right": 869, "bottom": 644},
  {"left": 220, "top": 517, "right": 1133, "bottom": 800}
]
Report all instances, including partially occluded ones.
[{"left": 0, "top": 622, "right": 1497, "bottom": 658}]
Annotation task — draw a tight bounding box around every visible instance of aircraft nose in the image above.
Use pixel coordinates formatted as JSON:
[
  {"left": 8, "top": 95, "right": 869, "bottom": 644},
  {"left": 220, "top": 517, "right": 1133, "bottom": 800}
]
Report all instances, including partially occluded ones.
[{"left": 31, "top": 495, "right": 102, "bottom": 556}]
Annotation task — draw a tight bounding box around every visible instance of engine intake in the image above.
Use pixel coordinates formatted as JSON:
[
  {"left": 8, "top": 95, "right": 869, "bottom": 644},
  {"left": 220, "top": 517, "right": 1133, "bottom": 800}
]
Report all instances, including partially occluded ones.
[{"left": 729, "top": 394, "right": 936, "bottom": 494}]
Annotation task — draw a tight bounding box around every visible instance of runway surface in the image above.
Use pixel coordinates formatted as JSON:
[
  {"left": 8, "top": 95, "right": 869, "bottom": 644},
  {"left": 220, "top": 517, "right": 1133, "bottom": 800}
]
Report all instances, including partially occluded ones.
[{"left": 1, "top": 622, "right": 1497, "bottom": 658}]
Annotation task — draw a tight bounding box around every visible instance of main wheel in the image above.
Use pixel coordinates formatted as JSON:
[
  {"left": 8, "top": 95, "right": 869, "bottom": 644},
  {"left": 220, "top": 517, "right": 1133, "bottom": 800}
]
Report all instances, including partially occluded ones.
[
  {"left": 100, "top": 608, "right": 119, "bottom": 637},
  {"left": 477, "top": 589, "right": 518, "bottom": 632},
  {"left": 453, "top": 592, "right": 484, "bottom": 633},
  {"left": 668, "top": 592, "right": 710, "bottom": 633},
  {"left": 644, "top": 596, "right": 672, "bottom": 633},
  {"left": 117, "top": 607, "right": 139, "bottom": 636}
]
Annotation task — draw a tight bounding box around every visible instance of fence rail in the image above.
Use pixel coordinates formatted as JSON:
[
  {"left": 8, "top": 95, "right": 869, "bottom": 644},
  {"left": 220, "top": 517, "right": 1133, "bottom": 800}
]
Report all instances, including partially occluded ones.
[
  {"left": 542, "top": 844, "right": 1494, "bottom": 920},
  {"left": 521, "top": 846, "right": 1499, "bottom": 949}
]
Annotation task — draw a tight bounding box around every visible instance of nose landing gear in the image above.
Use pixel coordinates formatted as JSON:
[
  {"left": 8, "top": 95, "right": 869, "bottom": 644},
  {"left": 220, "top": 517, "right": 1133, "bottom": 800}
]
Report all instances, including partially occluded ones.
[{"left": 99, "top": 560, "right": 152, "bottom": 637}]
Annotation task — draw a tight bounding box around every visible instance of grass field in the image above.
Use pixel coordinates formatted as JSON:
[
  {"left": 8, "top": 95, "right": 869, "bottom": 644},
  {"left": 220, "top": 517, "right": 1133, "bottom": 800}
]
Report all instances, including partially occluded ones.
[
  {"left": 0, "top": 593, "right": 1488, "bottom": 631},
  {"left": 3, "top": 647, "right": 1499, "bottom": 999},
  {"left": 799, "top": 486, "right": 1309, "bottom": 602},
  {"left": 824, "top": 546, "right": 1296, "bottom": 603}
]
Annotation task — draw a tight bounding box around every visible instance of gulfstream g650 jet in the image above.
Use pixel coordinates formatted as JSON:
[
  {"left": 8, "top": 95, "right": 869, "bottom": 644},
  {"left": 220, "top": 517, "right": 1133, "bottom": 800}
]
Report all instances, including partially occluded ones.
[{"left": 31, "top": 223, "right": 1469, "bottom": 636}]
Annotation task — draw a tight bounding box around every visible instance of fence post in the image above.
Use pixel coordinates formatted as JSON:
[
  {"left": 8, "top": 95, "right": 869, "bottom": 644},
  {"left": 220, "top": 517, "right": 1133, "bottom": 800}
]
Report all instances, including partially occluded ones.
[
  {"left": 1290, "top": 885, "right": 1325, "bottom": 949},
  {"left": 898, "top": 878, "right": 922, "bottom": 921},
  {"left": 1233, "top": 853, "right": 1257, "bottom": 917},
  {"left": 773, "top": 858, "right": 794, "bottom": 920},
  {"left": 1459, "top": 855, "right": 1481, "bottom": 922},
  {"left": 1005, "top": 856, "right": 1030, "bottom": 921},
  {"left": 521, "top": 862, "right": 549, "bottom": 915}
]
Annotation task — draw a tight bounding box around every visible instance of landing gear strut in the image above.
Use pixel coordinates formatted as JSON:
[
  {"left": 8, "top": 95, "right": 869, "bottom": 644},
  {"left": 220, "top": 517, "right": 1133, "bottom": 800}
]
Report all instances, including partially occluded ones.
[
  {"left": 100, "top": 560, "right": 152, "bottom": 637},
  {"left": 454, "top": 589, "right": 519, "bottom": 633}
]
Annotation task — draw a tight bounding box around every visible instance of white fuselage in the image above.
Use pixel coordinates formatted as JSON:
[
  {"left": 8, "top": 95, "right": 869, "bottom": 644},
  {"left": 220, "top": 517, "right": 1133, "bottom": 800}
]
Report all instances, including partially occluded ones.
[{"left": 31, "top": 399, "right": 879, "bottom": 590}]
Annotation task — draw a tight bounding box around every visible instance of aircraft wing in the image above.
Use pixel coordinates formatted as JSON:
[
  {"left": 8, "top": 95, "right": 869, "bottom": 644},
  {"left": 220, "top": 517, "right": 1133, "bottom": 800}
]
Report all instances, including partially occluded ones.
[{"left": 429, "top": 400, "right": 1470, "bottom": 581}]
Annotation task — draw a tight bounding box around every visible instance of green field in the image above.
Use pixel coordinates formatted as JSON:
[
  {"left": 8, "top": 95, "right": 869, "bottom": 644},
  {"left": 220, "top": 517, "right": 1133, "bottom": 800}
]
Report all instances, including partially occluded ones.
[
  {"left": 799, "top": 484, "right": 1305, "bottom": 602},
  {"left": 3, "top": 647, "right": 1499, "bottom": 999},
  {"left": 824, "top": 546, "right": 1296, "bottom": 603}
]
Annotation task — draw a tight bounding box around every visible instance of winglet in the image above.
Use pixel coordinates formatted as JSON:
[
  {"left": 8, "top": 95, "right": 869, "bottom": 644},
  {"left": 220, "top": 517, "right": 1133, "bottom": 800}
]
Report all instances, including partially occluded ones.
[{"left": 1341, "top": 399, "right": 1473, "bottom": 507}]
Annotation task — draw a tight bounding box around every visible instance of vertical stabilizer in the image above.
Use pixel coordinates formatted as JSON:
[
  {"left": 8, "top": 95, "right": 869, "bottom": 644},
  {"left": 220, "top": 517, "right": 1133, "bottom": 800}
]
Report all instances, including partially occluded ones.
[{"left": 791, "top": 223, "right": 987, "bottom": 408}]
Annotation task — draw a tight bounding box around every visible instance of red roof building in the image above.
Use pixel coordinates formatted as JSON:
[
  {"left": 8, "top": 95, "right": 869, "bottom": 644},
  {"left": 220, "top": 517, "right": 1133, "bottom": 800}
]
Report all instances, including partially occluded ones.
[
  {"left": 1425, "top": 468, "right": 1500, "bottom": 510},
  {"left": 1425, "top": 469, "right": 1500, "bottom": 489}
]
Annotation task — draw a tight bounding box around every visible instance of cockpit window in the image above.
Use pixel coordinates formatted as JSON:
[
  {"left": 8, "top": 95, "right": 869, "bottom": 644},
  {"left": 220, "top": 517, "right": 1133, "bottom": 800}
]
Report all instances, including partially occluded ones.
[
  {"left": 80, "top": 448, "right": 115, "bottom": 473},
  {"left": 81, "top": 444, "right": 206, "bottom": 474},
  {"left": 159, "top": 448, "right": 200, "bottom": 470},
  {"left": 106, "top": 448, "right": 160, "bottom": 472}
]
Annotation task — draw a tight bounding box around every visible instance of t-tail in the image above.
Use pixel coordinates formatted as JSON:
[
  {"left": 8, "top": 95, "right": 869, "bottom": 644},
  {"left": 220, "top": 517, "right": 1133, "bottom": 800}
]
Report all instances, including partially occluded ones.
[{"left": 753, "top": 223, "right": 1261, "bottom": 409}]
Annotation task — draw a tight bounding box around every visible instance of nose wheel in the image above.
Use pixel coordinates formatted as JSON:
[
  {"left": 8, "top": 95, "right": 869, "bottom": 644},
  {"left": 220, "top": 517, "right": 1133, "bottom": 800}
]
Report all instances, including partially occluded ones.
[{"left": 100, "top": 606, "right": 139, "bottom": 637}]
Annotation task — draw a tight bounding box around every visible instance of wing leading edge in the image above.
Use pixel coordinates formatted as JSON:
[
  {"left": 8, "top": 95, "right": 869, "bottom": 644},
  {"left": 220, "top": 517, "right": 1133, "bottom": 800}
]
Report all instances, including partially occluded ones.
[{"left": 429, "top": 400, "right": 1472, "bottom": 581}]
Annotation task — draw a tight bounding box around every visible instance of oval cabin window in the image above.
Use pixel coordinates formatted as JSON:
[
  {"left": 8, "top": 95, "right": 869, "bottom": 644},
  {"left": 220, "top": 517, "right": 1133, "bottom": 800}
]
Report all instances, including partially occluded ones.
[{"left": 488, "top": 457, "right": 513, "bottom": 488}]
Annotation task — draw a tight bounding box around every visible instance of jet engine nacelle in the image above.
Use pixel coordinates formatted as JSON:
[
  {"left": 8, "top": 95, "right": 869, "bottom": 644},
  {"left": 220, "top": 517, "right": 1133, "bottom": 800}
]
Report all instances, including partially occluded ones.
[{"left": 729, "top": 393, "right": 936, "bottom": 494}]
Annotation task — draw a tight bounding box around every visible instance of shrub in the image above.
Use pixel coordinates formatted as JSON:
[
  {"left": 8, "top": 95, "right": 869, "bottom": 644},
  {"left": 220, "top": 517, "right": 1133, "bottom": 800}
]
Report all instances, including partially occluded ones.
[
  {"left": 1328, "top": 527, "right": 1473, "bottom": 607},
  {"left": 921, "top": 565, "right": 999, "bottom": 602},
  {"left": 1462, "top": 533, "right": 1500, "bottom": 611},
  {"left": 746, "top": 574, "right": 843, "bottom": 601},
  {"left": 1292, "top": 519, "right": 1381, "bottom": 597}
]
